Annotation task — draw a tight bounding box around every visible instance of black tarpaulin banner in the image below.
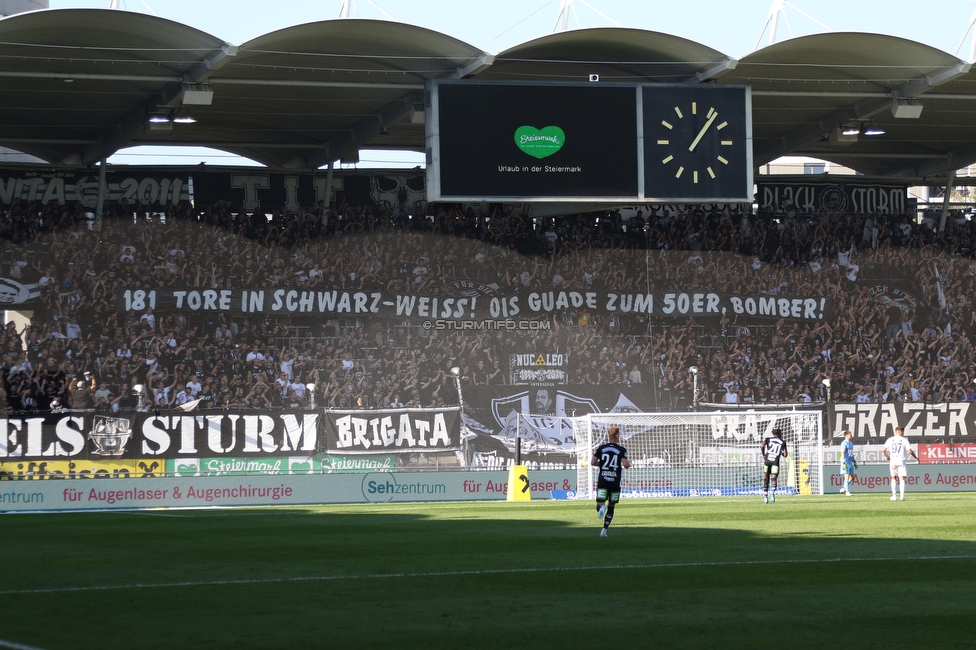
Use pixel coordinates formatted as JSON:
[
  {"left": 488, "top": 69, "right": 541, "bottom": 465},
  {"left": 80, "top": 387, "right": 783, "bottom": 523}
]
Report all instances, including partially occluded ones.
[{"left": 0, "top": 411, "right": 319, "bottom": 461}]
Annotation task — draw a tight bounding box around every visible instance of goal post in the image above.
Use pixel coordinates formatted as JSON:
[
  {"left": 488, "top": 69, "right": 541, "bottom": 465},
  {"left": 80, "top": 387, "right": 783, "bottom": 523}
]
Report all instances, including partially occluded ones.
[{"left": 573, "top": 410, "right": 823, "bottom": 499}]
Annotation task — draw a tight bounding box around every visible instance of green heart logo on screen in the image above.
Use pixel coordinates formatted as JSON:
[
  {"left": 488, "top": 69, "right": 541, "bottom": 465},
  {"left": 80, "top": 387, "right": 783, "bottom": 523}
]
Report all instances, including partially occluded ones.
[
  {"left": 514, "top": 126, "right": 565, "bottom": 159},
  {"left": 176, "top": 463, "right": 197, "bottom": 477},
  {"left": 290, "top": 461, "right": 311, "bottom": 474}
]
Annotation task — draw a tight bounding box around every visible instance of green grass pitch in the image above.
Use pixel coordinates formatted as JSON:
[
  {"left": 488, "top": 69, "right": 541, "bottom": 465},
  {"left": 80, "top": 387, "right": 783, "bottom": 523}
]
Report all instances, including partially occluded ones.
[{"left": 1, "top": 493, "right": 975, "bottom": 649}]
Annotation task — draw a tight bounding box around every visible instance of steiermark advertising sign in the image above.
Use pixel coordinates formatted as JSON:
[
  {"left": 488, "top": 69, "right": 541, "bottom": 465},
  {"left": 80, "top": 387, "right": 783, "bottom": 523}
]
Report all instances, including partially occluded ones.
[{"left": 165, "top": 454, "right": 396, "bottom": 477}]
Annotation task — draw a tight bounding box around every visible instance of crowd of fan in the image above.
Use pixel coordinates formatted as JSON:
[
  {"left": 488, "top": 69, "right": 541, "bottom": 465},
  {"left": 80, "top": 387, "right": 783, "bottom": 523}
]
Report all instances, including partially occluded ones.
[{"left": 3, "top": 194, "right": 976, "bottom": 415}]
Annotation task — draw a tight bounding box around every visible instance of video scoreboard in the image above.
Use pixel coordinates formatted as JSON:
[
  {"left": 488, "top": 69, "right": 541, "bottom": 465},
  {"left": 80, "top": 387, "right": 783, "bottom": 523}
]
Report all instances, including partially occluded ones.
[{"left": 425, "top": 81, "right": 752, "bottom": 204}]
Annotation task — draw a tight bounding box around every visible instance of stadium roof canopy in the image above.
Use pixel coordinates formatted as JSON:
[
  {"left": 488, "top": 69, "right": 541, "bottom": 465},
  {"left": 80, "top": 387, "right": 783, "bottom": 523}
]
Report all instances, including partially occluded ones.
[{"left": 1, "top": 7, "right": 974, "bottom": 181}]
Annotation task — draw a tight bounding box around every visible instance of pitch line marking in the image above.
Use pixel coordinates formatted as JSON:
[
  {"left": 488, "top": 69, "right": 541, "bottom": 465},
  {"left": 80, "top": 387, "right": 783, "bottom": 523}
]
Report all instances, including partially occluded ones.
[
  {"left": 1, "top": 555, "right": 974, "bottom": 596},
  {"left": 0, "top": 639, "right": 48, "bottom": 650}
]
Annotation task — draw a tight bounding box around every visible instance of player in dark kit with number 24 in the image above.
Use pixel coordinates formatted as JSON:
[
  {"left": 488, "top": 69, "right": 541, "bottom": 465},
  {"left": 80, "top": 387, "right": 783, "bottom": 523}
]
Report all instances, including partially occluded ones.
[
  {"left": 760, "top": 427, "right": 788, "bottom": 504},
  {"left": 591, "top": 426, "right": 630, "bottom": 537}
]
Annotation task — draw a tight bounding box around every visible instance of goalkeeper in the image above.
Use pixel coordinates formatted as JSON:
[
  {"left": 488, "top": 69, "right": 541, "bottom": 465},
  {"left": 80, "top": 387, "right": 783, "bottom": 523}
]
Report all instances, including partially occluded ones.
[
  {"left": 840, "top": 430, "right": 857, "bottom": 496},
  {"left": 760, "top": 427, "right": 788, "bottom": 504},
  {"left": 591, "top": 426, "right": 630, "bottom": 537}
]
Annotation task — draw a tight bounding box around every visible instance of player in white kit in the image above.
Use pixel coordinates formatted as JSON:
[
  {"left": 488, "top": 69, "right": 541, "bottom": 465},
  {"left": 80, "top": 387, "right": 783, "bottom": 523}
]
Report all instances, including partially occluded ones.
[{"left": 883, "top": 426, "right": 918, "bottom": 501}]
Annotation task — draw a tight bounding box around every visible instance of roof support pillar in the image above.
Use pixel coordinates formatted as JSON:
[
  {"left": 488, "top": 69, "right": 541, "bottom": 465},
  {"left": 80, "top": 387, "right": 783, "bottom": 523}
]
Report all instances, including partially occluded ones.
[
  {"left": 94, "top": 158, "right": 107, "bottom": 232},
  {"left": 939, "top": 161, "right": 955, "bottom": 234},
  {"left": 323, "top": 156, "right": 335, "bottom": 215}
]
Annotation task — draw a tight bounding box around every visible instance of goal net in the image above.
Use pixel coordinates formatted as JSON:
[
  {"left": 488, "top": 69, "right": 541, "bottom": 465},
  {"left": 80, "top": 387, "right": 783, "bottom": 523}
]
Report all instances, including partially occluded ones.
[{"left": 573, "top": 410, "right": 823, "bottom": 499}]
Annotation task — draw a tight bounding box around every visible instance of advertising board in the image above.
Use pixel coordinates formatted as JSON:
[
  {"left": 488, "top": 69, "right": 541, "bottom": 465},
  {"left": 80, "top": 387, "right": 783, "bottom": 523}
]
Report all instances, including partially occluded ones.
[
  {"left": 0, "top": 470, "right": 576, "bottom": 512},
  {"left": 824, "top": 463, "right": 976, "bottom": 493}
]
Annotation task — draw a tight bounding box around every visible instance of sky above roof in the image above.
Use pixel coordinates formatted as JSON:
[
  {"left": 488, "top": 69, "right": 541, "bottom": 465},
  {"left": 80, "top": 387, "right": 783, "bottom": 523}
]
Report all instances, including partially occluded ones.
[{"left": 48, "top": 0, "right": 976, "bottom": 59}]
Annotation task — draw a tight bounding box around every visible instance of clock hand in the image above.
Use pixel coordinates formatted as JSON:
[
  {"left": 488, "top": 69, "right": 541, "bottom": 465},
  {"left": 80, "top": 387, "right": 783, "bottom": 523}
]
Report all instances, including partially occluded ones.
[{"left": 688, "top": 112, "right": 718, "bottom": 152}]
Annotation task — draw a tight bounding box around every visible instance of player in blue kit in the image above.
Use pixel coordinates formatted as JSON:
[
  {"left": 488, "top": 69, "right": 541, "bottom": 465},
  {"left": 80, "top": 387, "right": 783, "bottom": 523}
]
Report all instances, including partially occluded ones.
[
  {"left": 840, "top": 430, "right": 857, "bottom": 496},
  {"left": 760, "top": 427, "right": 788, "bottom": 503},
  {"left": 591, "top": 426, "right": 630, "bottom": 537}
]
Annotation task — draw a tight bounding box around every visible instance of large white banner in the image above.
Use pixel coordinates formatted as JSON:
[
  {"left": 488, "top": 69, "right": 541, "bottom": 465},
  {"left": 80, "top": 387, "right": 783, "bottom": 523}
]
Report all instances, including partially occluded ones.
[{"left": 115, "top": 287, "right": 830, "bottom": 322}]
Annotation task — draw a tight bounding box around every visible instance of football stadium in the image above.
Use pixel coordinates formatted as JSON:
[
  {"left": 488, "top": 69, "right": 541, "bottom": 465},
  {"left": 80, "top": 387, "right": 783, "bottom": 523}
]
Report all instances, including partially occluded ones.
[{"left": 2, "top": 1, "right": 976, "bottom": 647}]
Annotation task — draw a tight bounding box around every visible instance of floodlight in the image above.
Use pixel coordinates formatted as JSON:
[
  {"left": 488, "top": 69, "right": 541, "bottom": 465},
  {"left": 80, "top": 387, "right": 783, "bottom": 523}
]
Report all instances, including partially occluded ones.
[
  {"left": 891, "top": 98, "right": 923, "bottom": 119},
  {"left": 181, "top": 83, "right": 214, "bottom": 106}
]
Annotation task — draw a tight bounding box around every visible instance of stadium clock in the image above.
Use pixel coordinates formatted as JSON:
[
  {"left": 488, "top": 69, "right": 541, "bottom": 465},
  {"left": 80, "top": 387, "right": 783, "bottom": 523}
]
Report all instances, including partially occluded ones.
[{"left": 642, "top": 85, "right": 752, "bottom": 202}]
